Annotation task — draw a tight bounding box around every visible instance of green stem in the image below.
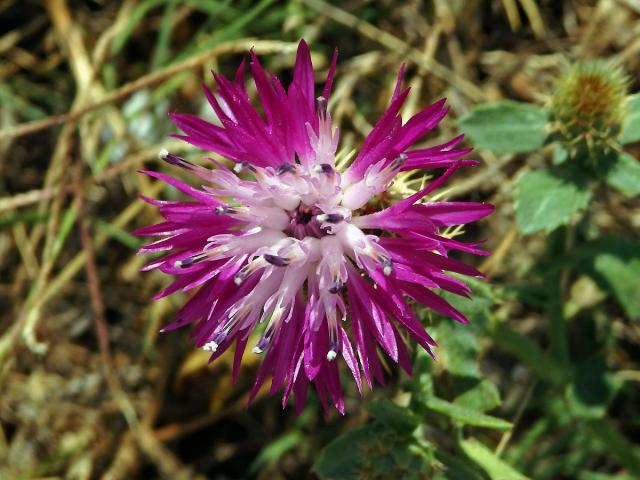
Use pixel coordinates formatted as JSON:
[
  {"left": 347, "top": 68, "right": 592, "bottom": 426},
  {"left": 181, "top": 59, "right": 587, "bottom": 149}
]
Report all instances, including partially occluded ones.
[{"left": 545, "top": 226, "right": 574, "bottom": 366}]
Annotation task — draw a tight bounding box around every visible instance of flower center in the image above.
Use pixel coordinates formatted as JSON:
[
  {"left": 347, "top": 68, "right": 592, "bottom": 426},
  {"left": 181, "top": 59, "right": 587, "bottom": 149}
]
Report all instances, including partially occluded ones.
[{"left": 288, "top": 204, "right": 326, "bottom": 239}]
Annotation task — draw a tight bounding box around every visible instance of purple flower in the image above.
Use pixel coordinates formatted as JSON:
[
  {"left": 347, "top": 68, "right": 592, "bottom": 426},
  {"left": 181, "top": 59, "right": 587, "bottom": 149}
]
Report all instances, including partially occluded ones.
[{"left": 136, "top": 40, "right": 493, "bottom": 414}]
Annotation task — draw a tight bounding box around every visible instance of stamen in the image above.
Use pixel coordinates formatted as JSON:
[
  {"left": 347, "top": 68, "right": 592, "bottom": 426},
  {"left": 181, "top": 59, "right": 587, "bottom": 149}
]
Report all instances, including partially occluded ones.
[
  {"left": 202, "top": 341, "right": 218, "bottom": 352},
  {"left": 212, "top": 331, "right": 227, "bottom": 345},
  {"left": 234, "top": 257, "right": 267, "bottom": 285},
  {"left": 233, "top": 161, "right": 256, "bottom": 174},
  {"left": 381, "top": 255, "right": 393, "bottom": 276},
  {"left": 252, "top": 335, "right": 271, "bottom": 354},
  {"left": 159, "top": 149, "right": 195, "bottom": 170},
  {"left": 317, "top": 95, "right": 327, "bottom": 116},
  {"left": 215, "top": 205, "right": 246, "bottom": 216},
  {"left": 277, "top": 163, "right": 296, "bottom": 175},
  {"left": 327, "top": 339, "right": 339, "bottom": 361},
  {"left": 316, "top": 213, "right": 344, "bottom": 224},
  {"left": 390, "top": 153, "right": 408, "bottom": 170},
  {"left": 312, "top": 163, "right": 334, "bottom": 175},
  {"left": 174, "top": 252, "right": 210, "bottom": 268},
  {"left": 263, "top": 254, "right": 290, "bottom": 267}
]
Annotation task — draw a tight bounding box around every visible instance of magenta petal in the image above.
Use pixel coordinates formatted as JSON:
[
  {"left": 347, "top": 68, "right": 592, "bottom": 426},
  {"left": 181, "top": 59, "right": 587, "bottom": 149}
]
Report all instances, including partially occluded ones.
[
  {"left": 339, "top": 327, "right": 362, "bottom": 393},
  {"left": 136, "top": 39, "right": 493, "bottom": 415}
]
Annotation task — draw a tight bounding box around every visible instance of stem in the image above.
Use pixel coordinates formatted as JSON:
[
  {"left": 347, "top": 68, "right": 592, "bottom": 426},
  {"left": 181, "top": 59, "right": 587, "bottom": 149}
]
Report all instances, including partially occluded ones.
[{"left": 545, "top": 226, "right": 574, "bottom": 366}]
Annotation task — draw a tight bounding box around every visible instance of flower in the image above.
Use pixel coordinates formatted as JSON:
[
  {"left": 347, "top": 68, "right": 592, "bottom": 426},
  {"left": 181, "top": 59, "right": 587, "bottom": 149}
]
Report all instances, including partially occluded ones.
[
  {"left": 549, "top": 60, "right": 629, "bottom": 160},
  {"left": 136, "top": 40, "right": 493, "bottom": 414}
]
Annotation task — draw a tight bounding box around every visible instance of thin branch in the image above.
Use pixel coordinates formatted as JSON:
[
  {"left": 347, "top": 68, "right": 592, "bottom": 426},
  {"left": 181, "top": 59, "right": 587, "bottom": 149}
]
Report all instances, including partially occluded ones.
[{"left": 0, "top": 39, "right": 297, "bottom": 141}]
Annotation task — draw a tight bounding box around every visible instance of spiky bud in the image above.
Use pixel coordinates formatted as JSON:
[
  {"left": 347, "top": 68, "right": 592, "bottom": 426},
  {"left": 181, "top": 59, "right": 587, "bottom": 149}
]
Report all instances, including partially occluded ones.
[{"left": 549, "top": 60, "right": 629, "bottom": 161}]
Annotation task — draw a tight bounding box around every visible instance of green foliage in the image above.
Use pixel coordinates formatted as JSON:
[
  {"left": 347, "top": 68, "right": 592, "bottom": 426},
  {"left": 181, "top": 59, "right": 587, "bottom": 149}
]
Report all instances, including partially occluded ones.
[
  {"left": 568, "top": 237, "right": 640, "bottom": 320},
  {"left": 423, "top": 397, "right": 512, "bottom": 431},
  {"left": 459, "top": 438, "right": 528, "bottom": 480},
  {"left": 490, "top": 322, "right": 567, "bottom": 386},
  {"left": 603, "top": 152, "right": 640, "bottom": 197},
  {"left": 249, "top": 431, "right": 303, "bottom": 474},
  {"left": 459, "top": 100, "right": 548, "bottom": 154},
  {"left": 514, "top": 163, "right": 592, "bottom": 234},
  {"left": 620, "top": 93, "right": 640, "bottom": 144},
  {"left": 592, "top": 252, "right": 640, "bottom": 320},
  {"left": 312, "top": 401, "right": 434, "bottom": 480},
  {"left": 565, "top": 355, "right": 621, "bottom": 419}
]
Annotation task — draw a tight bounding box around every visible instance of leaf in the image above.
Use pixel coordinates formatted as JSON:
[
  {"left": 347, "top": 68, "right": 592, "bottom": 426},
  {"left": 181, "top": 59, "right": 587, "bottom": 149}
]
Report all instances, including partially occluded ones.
[
  {"left": 433, "top": 450, "right": 485, "bottom": 480},
  {"left": 586, "top": 419, "right": 640, "bottom": 475},
  {"left": 604, "top": 152, "right": 640, "bottom": 197},
  {"left": 455, "top": 380, "right": 502, "bottom": 413},
  {"left": 250, "top": 431, "right": 302, "bottom": 474},
  {"left": 52, "top": 208, "right": 78, "bottom": 260},
  {"left": 621, "top": 93, "right": 640, "bottom": 144},
  {"left": 460, "top": 439, "right": 529, "bottom": 480},
  {"left": 458, "top": 100, "right": 548, "bottom": 154},
  {"left": 592, "top": 252, "right": 640, "bottom": 320},
  {"left": 433, "top": 321, "right": 480, "bottom": 379},
  {"left": 566, "top": 356, "right": 621, "bottom": 419},
  {"left": 565, "top": 236, "right": 640, "bottom": 320},
  {"left": 313, "top": 422, "right": 434, "bottom": 480},
  {"left": 95, "top": 220, "right": 142, "bottom": 249},
  {"left": 424, "top": 397, "right": 512, "bottom": 431},
  {"left": 553, "top": 144, "right": 569, "bottom": 165},
  {"left": 112, "top": 0, "right": 167, "bottom": 55},
  {"left": 490, "top": 323, "right": 568, "bottom": 386},
  {"left": 515, "top": 163, "right": 592, "bottom": 234},
  {"left": 579, "top": 471, "right": 636, "bottom": 480},
  {"left": 313, "top": 425, "right": 374, "bottom": 480},
  {"left": 369, "top": 400, "right": 419, "bottom": 435}
]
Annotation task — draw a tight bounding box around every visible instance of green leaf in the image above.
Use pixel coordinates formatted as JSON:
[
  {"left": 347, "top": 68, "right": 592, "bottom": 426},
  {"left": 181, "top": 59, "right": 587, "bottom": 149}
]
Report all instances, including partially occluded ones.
[
  {"left": 566, "top": 236, "right": 640, "bottom": 320},
  {"left": 455, "top": 380, "right": 502, "bottom": 413},
  {"left": 249, "top": 431, "right": 302, "bottom": 474},
  {"left": 460, "top": 438, "right": 529, "bottom": 480},
  {"left": 313, "top": 425, "right": 374, "bottom": 480},
  {"left": 112, "top": 0, "right": 168, "bottom": 55},
  {"left": 566, "top": 355, "right": 621, "bottom": 419},
  {"left": 434, "top": 449, "right": 485, "bottom": 480},
  {"left": 586, "top": 419, "right": 640, "bottom": 475},
  {"left": 369, "top": 400, "right": 419, "bottom": 435},
  {"left": 579, "top": 471, "right": 636, "bottom": 480},
  {"left": 621, "top": 93, "right": 640, "bottom": 144},
  {"left": 95, "top": 220, "right": 142, "bottom": 249},
  {"left": 459, "top": 100, "right": 548, "bottom": 154},
  {"left": 424, "top": 397, "right": 512, "bottom": 431},
  {"left": 313, "top": 422, "right": 434, "bottom": 480},
  {"left": 490, "top": 322, "right": 568, "bottom": 386},
  {"left": 604, "top": 152, "right": 640, "bottom": 197},
  {"left": 593, "top": 251, "right": 640, "bottom": 320},
  {"left": 515, "top": 163, "right": 592, "bottom": 234},
  {"left": 553, "top": 144, "right": 569, "bottom": 165},
  {"left": 433, "top": 321, "right": 480, "bottom": 379},
  {"left": 52, "top": 208, "right": 78, "bottom": 260}
]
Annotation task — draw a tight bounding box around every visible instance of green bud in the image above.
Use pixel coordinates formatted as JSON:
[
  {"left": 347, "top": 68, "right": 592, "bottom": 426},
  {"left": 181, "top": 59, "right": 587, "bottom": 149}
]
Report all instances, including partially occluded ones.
[{"left": 549, "top": 60, "right": 629, "bottom": 161}]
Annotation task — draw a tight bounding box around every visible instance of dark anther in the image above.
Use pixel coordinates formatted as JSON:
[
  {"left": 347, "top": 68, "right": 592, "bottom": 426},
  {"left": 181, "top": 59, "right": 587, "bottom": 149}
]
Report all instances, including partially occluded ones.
[
  {"left": 277, "top": 163, "right": 296, "bottom": 175},
  {"left": 263, "top": 254, "right": 290, "bottom": 267},
  {"left": 390, "top": 153, "right": 408, "bottom": 170},
  {"left": 160, "top": 150, "right": 194, "bottom": 170},
  {"left": 318, "top": 213, "right": 344, "bottom": 224},
  {"left": 176, "top": 252, "right": 208, "bottom": 268}
]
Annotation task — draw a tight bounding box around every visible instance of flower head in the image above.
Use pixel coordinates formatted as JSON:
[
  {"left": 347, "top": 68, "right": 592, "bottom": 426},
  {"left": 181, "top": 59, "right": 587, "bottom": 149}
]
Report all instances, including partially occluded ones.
[
  {"left": 550, "top": 60, "right": 629, "bottom": 159},
  {"left": 136, "top": 41, "right": 493, "bottom": 414}
]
